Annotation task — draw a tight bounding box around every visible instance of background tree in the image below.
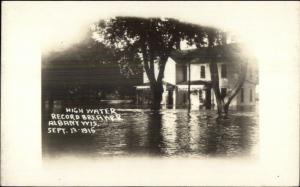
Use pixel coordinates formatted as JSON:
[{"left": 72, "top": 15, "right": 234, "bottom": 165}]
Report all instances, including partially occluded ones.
[
  {"left": 187, "top": 28, "right": 253, "bottom": 117},
  {"left": 42, "top": 29, "right": 141, "bottom": 109}
]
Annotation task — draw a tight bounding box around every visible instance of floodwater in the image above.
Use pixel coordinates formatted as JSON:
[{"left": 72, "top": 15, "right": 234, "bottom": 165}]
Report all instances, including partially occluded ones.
[{"left": 43, "top": 102, "right": 259, "bottom": 159}]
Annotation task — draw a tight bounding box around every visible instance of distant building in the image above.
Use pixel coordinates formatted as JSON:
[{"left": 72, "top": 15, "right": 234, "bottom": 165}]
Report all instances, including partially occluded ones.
[{"left": 135, "top": 43, "right": 258, "bottom": 109}]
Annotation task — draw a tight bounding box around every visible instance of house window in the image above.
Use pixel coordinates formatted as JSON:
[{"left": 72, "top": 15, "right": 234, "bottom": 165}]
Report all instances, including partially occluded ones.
[
  {"left": 221, "top": 88, "right": 227, "bottom": 99},
  {"left": 183, "top": 66, "right": 187, "bottom": 81},
  {"left": 250, "top": 89, "right": 253, "bottom": 102},
  {"left": 241, "top": 88, "right": 244, "bottom": 103},
  {"left": 221, "top": 64, "right": 227, "bottom": 78},
  {"left": 249, "top": 67, "right": 253, "bottom": 79},
  {"left": 200, "top": 66, "right": 205, "bottom": 78},
  {"left": 183, "top": 93, "right": 187, "bottom": 104}
]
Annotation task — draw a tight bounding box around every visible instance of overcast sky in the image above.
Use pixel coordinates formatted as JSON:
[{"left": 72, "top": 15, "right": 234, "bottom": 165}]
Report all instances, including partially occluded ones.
[{"left": 3, "top": 1, "right": 299, "bottom": 64}]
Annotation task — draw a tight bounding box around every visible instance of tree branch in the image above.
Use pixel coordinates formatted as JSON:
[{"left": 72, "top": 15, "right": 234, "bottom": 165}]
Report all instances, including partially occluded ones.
[
  {"left": 224, "top": 62, "right": 248, "bottom": 105},
  {"left": 209, "top": 62, "right": 222, "bottom": 100},
  {"left": 141, "top": 44, "right": 156, "bottom": 83},
  {"left": 157, "top": 37, "right": 177, "bottom": 82},
  {"left": 156, "top": 55, "right": 168, "bottom": 83},
  {"left": 149, "top": 51, "right": 155, "bottom": 79}
]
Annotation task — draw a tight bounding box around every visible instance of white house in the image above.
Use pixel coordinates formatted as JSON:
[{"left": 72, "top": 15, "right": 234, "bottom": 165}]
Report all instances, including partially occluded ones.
[{"left": 135, "top": 43, "right": 258, "bottom": 109}]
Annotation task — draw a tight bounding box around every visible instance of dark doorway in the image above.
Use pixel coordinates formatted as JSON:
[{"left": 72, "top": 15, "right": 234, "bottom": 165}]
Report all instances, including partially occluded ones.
[
  {"left": 205, "top": 89, "right": 212, "bottom": 109},
  {"left": 167, "top": 90, "right": 173, "bottom": 105},
  {"left": 199, "top": 90, "right": 204, "bottom": 103}
]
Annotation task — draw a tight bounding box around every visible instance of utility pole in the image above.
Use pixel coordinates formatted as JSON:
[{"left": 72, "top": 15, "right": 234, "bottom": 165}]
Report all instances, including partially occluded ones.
[{"left": 188, "top": 62, "right": 191, "bottom": 110}]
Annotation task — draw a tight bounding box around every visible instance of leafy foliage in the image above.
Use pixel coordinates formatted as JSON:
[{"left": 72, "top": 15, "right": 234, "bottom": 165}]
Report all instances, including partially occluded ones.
[
  {"left": 42, "top": 29, "right": 142, "bottom": 102},
  {"left": 95, "top": 17, "right": 226, "bottom": 82}
]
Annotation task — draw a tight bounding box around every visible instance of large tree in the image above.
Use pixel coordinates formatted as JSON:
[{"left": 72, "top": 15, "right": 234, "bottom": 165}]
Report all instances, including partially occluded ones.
[
  {"left": 95, "top": 17, "right": 212, "bottom": 109},
  {"left": 187, "top": 29, "right": 253, "bottom": 117},
  {"left": 95, "top": 17, "right": 252, "bottom": 114}
]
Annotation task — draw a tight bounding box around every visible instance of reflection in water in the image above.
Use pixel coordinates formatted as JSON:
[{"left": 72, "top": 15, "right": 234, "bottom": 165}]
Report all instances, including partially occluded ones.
[
  {"left": 175, "top": 111, "right": 192, "bottom": 154},
  {"left": 147, "top": 111, "right": 164, "bottom": 155},
  {"left": 43, "top": 103, "right": 259, "bottom": 158},
  {"left": 161, "top": 110, "right": 177, "bottom": 155}
]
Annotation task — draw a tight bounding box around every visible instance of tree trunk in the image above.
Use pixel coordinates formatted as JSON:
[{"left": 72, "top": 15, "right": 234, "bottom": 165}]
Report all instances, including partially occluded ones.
[
  {"left": 223, "top": 63, "right": 248, "bottom": 108},
  {"left": 150, "top": 82, "right": 164, "bottom": 110},
  {"left": 216, "top": 98, "right": 223, "bottom": 116},
  {"left": 224, "top": 103, "right": 229, "bottom": 116},
  {"left": 209, "top": 62, "right": 223, "bottom": 115},
  {"left": 187, "top": 62, "right": 191, "bottom": 110},
  {"left": 210, "top": 61, "right": 248, "bottom": 118}
]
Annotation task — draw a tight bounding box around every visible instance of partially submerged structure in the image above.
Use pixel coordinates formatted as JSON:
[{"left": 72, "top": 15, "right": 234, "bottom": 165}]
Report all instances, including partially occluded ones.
[{"left": 135, "top": 43, "right": 258, "bottom": 109}]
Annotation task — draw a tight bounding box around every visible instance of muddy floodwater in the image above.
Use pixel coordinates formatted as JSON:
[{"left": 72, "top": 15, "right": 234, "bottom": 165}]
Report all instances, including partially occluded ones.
[{"left": 43, "top": 102, "right": 259, "bottom": 159}]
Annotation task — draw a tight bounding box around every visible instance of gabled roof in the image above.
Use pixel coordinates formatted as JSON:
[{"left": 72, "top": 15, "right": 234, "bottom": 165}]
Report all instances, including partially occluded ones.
[{"left": 170, "top": 43, "right": 254, "bottom": 64}]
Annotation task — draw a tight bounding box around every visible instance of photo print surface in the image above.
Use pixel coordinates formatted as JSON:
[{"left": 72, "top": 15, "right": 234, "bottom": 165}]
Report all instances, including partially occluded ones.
[
  {"left": 42, "top": 16, "right": 259, "bottom": 159},
  {"left": 3, "top": 2, "right": 299, "bottom": 186}
]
